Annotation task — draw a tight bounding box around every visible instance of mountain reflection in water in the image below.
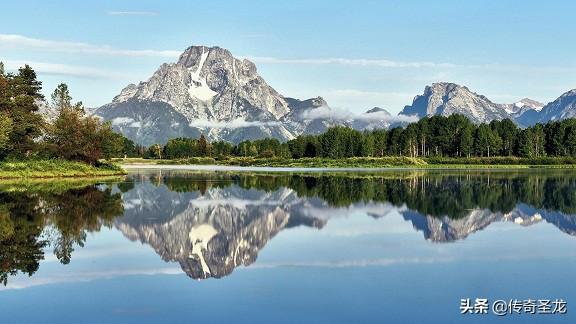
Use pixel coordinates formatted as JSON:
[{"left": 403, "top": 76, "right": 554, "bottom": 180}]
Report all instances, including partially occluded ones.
[{"left": 2, "top": 170, "right": 576, "bottom": 284}]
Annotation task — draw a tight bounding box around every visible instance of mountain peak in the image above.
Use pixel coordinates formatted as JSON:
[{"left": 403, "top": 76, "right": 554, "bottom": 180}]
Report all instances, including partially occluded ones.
[
  {"left": 560, "top": 89, "right": 576, "bottom": 97},
  {"left": 538, "top": 88, "right": 576, "bottom": 123},
  {"left": 365, "top": 107, "right": 390, "bottom": 115},
  {"left": 96, "top": 45, "right": 334, "bottom": 145},
  {"left": 400, "top": 82, "right": 510, "bottom": 124}
]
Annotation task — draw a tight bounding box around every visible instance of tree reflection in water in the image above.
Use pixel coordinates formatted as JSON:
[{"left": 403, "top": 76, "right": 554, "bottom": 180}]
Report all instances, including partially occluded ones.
[
  {"left": 2, "top": 170, "right": 576, "bottom": 283},
  {"left": 0, "top": 181, "right": 124, "bottom": 285}
]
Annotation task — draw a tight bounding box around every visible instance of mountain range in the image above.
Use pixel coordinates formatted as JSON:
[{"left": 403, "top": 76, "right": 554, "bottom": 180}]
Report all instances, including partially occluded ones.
[
  {"left": 115, "top": 174, "right": 576, "bottom": 279},
  {"left": 92, "top": 45, "right": 576, "bottom": 145}
]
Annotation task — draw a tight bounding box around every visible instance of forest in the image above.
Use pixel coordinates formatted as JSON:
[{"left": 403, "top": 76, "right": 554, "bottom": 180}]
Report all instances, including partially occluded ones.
[{"left": 139, "top": 114, "right": 576, "bottom": 161}]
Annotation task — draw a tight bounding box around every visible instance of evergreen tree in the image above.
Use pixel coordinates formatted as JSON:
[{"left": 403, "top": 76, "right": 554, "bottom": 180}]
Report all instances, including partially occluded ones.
[
  {"left": 198, "top": 134, "right": 209, "bottom": 157},
  {"left": 0, "top": 113, "right": 12, "bottom": 154},
  {"left": 5, "top": 66, "right": 44, "bottom": 157},
  {"left": 51, "top": 83, "right": 73, "bottom": 111}
]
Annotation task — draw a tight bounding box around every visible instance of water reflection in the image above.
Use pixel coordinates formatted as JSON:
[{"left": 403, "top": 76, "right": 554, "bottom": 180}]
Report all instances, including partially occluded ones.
[
  {"left": 116, "top": 171, "right": 576, "bottom": 279},
  {"left": 2, "top": 170, "right": 576, "bottom": 284},
  {"left": 0, "top": 180, "right": 124, "bottom": 285}
]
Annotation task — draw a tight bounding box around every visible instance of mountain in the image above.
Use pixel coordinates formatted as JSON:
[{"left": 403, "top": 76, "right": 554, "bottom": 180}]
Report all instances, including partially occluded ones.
[
  {"left": 399, "top": 82, "right": 512, "bottom": 124},
  {"left": 500, "top": 98, "right": 545, "bottom": 127},
  {"left": 280, "top": 96, "right": 341, "bottom": 135},
  {"left": 401, "top": 204, "right": 576, "bottom": 243},
  {"left": 538, "top": 89, "right": 576, "bottom": 123},
  {"left": 95, "top": 45, "right": 330, "bottom": 145},
  {"left": 114, "top": 180, "right": 326, "bottom": 279},
  {"left": 351, "top": 107, "right": 397, "bottom": 130}
]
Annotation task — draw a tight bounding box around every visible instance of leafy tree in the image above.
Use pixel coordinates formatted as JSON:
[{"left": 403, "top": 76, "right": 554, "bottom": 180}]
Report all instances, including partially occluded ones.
[
  {"left": 47, "top": 85, "right": 122, "bottom": 164},
  {"left": 361, "top": 131, "right": 375, "bottom": 157},
  {"left": 400, "top": 123, "right": 418, "bottom": 157},
  {"left": 491, "top": 119, "right": 518, "bottom": 156},
  {"left": 148, "top": 144, "right": 163, "bottom": 159},
  {"left": 474, "top": 124, "right": 502, "bottom": 157},
  {"left": 372, "top": 129, "right": 387, "bottom": 157},
  {"left": 212, "top": 140, "right": 234, "bottom": 158},
  {"left": 387, "top": 127, "right": 403, "bottom": 156},
  {"left": 459, "top": 123, "right": 474, "bottom": 158}
]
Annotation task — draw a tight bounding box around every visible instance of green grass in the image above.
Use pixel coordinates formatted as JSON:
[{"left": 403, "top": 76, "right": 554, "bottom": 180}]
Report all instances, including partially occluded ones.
[
  {"left": 115, "top": 156, "right": 576, "bottom": 169},
  {"left": 0, "top": 160, "right": 127, "bottom": 179}
]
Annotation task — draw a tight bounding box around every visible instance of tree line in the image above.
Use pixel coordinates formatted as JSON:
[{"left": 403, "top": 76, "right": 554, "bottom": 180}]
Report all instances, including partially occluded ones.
[
  {"left": 0, "top": 63, "right": 132, "bottom": 165},
  {"left": 150, "top": 171, "right": 576, "bottom": 216},
  {"left": 144, "top": 114, "right": 576, "bottom": 160}
]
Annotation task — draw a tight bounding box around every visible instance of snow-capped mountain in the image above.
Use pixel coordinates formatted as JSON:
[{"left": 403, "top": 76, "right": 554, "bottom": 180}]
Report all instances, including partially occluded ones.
[
  {"left": 280, "top": 96, "right": 341, "bottom": 135},
  {"left": 401, "top": 204, "right": 576, "bottom": 243},
  {"left": 500, "top": 98, "right": 545, "bottom": 127},
  {"left": 399, "top": 82, "right": 512, "bottom": 124},
  {"left": 537, "top": 89, "right": 576, "bottom": 123},
  {"left": 500, "top": 98, "right": 545, "bottom": 115},
  {"left": 95, "top": 45, "right": 330, "bottom": 145},
  {"left": 94, "top": 44, "right": 576, "bottom": 145},
  {"left": 114, "top": 179, "right": 327, "bottom": 279}
]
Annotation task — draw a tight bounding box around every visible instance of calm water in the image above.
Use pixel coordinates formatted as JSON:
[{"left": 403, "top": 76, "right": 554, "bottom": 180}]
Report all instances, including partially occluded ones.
[{"left": 1, "top": 169, "right": 576, "bottom": 323}]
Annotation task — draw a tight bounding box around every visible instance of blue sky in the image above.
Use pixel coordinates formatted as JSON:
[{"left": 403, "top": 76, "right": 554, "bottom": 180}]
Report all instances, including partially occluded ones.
[{"left": 1, "top": 0, "right": 575, "bottom": 114}]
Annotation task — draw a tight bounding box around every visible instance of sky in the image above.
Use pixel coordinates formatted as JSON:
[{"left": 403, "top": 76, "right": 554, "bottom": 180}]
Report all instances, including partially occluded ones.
[{"left": 0, "top": 0, "right": 575, "bottom": 114}]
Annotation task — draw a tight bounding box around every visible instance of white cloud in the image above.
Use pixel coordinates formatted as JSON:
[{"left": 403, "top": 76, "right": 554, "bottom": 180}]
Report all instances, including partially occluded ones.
[
  {"left": 295, "top": 98, "right": 417, "bottom": 123},
  {"left": 325, "top": 89, "right": 414, "bottom": 100},
  {"left": 0, "top": 34, "right": 180, "bottom": 58},
  {"left": 248, "top": 56, "right": 576, "bottom": 75},
  {"left": 189, "top": 118, "right": 281, "bottom": 129},
  {"left": 2, "top": 59, "right": 126, "bottom": 79},
  {"left": 0, "top": 267, "right": 181, "bottom": 290},
  {"left": 248, "top": 56, "right": 457, "bottom": 69},
  {"left": 355, "top": 110, "right": 418, "bottom": 123},
  {"left": 246, "top": 256, "right": 456, "bottom": 269},
  {"left": 107, "top": 11, "right": 159, "bottom": 16}
]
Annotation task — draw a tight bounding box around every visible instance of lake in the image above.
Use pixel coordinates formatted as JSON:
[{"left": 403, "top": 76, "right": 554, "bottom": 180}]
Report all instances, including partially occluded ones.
[{"left": 1, "top": 168, "right": 575, "bottom": 323}]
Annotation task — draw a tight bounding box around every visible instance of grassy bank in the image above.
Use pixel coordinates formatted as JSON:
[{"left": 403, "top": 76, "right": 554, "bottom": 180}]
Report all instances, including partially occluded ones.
[
  {"left": 0, "top": 160, "right": 127, "bottom": 179},
  {"left": 115, "top": 156, "right": 576, "bottom": 169}
]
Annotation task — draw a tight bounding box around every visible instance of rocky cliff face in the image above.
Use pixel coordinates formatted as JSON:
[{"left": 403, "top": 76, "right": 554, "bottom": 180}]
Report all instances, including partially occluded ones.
[
  {"left": 500, "top": 98, "right": 544, "bottom": 115},
  {"left": 115, "top": 181, "right": 325, "bottom": 279},
  {"left": 401, "top": 204, "right": 576, "bottom": 242},
  {"left": 95, "top": 45, "right": 576, "bottom": 145},
  {"left": 399, "top": 83, "right": 512, "bottom": 124},
  {"left": 96, "top": 46, "right": 332, "bottom": 145},
  {"left": 538, "top": 89, "right": 576, "bottom": 123}
]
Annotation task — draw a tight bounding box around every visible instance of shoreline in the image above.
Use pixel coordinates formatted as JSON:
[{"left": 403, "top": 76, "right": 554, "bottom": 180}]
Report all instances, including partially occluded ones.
[
  {"left": 0, "top": 160, "right": 127, "bottom": 180},
  {"left": 115, "top": 156, "right": 576, "bottom": 170},
  {"left": 121, "top": 163, "right": 576, "bottom": 172}
]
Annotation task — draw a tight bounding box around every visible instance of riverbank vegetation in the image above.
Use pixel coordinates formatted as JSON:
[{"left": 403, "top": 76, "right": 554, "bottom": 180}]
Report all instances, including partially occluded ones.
[
  {"left": 0, "top": 160, "right": 125, "bottom": 179},
  {"left": 0, "top": 63, "right": 129, "bottom": 178},
  {"left": 132, "top": 114, "right": 576, "bottom": 167}
]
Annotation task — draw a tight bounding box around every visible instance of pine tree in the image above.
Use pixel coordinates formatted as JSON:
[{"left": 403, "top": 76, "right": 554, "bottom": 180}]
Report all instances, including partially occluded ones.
[
  {"left": 0, "top": 113, "right": 12, "bottom": 153},
  {"left": 51, "top": 83, "right": 73, "bottom": 111},
  {"left": 198, "top": 134, "right": 209, "bottom": 157},
  {"left": 5, "top": 65, "right": 44, "bottom": 156}
]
